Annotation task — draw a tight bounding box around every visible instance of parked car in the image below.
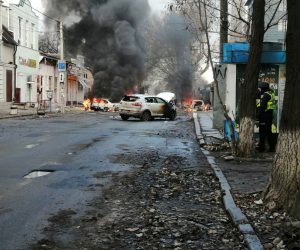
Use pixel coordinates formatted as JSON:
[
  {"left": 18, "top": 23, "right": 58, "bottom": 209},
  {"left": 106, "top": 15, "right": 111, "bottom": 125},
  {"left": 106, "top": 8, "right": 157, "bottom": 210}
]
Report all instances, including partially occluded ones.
[
  {"left": 190, "top": 100, "right": 204, "bottom": 111},
  {"left": 90, "top": 98, "right": 116, "bottom": 112},
  {"left": 119, "top": 94, "right": 177, "bottom": 121}
]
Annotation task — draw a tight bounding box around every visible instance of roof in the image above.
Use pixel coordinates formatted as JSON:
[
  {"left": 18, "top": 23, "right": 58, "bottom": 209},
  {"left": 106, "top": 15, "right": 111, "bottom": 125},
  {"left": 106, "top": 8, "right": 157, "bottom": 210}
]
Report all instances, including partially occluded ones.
[
  {"left": 2, "top": 25, "right": 18, "bottom": 46},
  {"left": 39, "top": 52, "right": 60, "bottom": 62}
]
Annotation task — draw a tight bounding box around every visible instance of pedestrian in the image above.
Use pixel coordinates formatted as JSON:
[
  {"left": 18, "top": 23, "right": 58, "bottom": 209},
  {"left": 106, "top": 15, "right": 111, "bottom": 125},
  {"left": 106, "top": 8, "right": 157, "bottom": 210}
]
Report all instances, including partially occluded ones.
[{"left": 256, "top": 81, "right": 276, "bottom": 152}]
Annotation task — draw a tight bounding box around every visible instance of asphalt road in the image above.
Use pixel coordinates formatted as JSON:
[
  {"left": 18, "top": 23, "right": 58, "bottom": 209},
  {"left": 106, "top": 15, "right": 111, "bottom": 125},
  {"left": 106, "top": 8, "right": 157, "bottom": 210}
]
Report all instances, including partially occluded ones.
[{"left": 0, "top": 111, "right": 198, "bottom": 249}]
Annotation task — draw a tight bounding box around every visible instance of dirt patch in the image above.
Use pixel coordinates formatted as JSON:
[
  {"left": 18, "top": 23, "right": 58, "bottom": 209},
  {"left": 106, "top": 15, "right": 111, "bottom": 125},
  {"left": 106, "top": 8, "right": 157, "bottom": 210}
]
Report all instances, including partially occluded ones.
[
  {"left": 209, "top": 149, "right": 300, "bottom": 249},
  {"left": 47, "top": 209, "right": 77, "bottom": 227},
  {"left": 31, "top": 153, "right": 245, "bottom": 249},
  {"left": 234, "top": 192, "right": 300, "bottom": 249}
]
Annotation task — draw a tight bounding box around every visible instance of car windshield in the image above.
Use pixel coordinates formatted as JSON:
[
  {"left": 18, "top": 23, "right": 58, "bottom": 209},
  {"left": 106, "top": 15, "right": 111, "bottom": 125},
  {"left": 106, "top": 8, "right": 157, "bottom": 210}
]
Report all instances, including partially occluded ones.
[
  {"left": 122, "top": 96, "right": 140, "bottom": 102},
  {"left": 193, "top": 101, "right": 203, "bottom": 106}
]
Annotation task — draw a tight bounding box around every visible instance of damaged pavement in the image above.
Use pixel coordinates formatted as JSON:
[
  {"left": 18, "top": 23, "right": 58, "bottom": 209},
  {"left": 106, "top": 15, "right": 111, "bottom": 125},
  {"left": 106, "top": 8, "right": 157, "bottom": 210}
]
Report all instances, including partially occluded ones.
[
  {"left": 1, "top": 110, "right": 299, "bottom": 249},
  {"left": 28, "top": 112, "right": 244, "bottom": 249}
]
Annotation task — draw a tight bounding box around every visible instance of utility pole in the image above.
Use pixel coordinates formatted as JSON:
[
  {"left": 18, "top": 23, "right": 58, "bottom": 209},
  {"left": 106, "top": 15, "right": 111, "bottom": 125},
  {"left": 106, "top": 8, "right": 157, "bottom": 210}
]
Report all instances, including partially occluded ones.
[
  {"left": 220, "top": 0, "right": 228, "bottom": 62},
  {"left": 59, "top": 21, "right": 65, "bottom": 114}
]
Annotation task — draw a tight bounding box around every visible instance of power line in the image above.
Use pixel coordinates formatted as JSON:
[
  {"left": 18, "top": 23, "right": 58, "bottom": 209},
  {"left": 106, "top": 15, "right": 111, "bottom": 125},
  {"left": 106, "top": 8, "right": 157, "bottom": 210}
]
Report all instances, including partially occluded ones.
[{"left": 8, "top": 0, "right": 60, "bottom": 23}]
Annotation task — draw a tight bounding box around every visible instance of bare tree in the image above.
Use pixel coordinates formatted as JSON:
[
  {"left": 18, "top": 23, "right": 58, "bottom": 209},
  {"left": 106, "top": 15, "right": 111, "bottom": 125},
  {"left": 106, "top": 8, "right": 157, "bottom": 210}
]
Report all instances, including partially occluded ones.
[
  {"left": 170, "top": 0, "right": 286, "bottom": 155},
  {"left": 145, "top": 14, "right": 207, "bottom": 100},
  {"left": 264, "top": 0, "right": 300, "bottom": 218},
  {"left": 39, "top": 32, "right": 59, "bottom": 54}
]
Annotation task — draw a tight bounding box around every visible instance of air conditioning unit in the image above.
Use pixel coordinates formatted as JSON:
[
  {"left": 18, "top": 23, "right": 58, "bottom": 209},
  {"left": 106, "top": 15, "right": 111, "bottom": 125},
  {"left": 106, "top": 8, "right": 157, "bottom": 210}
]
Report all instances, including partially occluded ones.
[
  {"left": 27, "top": 75, "right": 33, "bottom": 82},
  {"left": 27, "top": 75, "right": 34, "bottom": 85}
]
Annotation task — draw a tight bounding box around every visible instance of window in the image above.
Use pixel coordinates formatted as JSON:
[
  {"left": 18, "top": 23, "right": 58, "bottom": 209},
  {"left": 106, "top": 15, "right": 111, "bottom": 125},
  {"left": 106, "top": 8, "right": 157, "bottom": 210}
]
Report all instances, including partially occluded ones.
[
  {"left": 122, "top": 96, "right": 140, "bottom": 102},
  {"left": 18, "top": 17, "right": 22, "bottom": 43},
  {"left": 279, "top": 0, "right": 287, "bottom": 11},
  {"left": 145, "top": 97, "right": 157, "bottom": 103},
  {"left": 49, "top": 76, "right": 53, "bottom": 90},
  {"left": 31, "top": 24, "right": 35, "bottom": 49},
  {"left": 155, "top": 98, "right": 166, "bottom": 104},
  {"left": 278, "top": 19, "right": 287, "bottom": 32},
  {"left": 25, "top": 20, "right": 28, "bottom": 47}
]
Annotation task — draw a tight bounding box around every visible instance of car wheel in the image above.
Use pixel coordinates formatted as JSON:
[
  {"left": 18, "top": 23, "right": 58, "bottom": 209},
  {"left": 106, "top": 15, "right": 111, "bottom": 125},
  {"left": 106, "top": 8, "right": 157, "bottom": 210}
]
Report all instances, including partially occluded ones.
[
  {"left": 104, "top": 107, "right": 109, "bottom": 112},
  {"left": 120, "top": 114, "right": 129, "bottom": 120},
  {"left": 141, "top": 111, "right": 151, "bottom": 121},
  {"left": 169, "top": 111, "right": 176, "bottom": 121}
]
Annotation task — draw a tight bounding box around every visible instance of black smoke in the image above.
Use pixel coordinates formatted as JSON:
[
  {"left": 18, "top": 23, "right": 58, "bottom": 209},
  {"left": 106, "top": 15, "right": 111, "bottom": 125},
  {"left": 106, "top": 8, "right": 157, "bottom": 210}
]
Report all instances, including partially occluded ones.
[
  {"left": 149, "top": 14, "right": 194, "bottom": 101},
  {"left": 42, "top": 0, "right": 150, "bottom": 101}
]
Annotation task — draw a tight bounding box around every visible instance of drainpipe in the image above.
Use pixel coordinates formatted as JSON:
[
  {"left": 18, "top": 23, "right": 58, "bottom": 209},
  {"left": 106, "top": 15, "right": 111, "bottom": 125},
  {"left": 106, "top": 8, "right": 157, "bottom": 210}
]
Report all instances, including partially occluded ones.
[{"left": 13, "top": 44, "right": 17, "bottom": 103}]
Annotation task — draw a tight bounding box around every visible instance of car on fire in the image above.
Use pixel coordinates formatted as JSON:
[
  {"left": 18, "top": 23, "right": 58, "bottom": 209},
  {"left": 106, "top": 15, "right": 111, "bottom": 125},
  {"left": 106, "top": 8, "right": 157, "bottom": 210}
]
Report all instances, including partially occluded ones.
[
  {"left": 119, "top": 94, "right": 177, "bottom": 121},
  {"left": 190, "top": 100, "right": 204, "bottom": 111},
  {"left": 90, "top": 98, "right": 116, "bottom": 112}
]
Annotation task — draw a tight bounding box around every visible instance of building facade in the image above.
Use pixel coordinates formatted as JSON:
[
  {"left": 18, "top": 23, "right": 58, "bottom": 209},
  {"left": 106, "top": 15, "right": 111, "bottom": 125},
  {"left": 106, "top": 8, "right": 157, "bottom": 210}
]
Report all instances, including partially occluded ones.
[
  {"left": 0, "top": 2, "right": 17, "bottom": 107},
  {"left": 66, "top": 56, "right": 89, "bottom": 106},
  {"left": 38, "top": 54, "right": 59, "bottom": 111},
  {"left": 5, "top": 0, "right": 39, "bottom": 104}
]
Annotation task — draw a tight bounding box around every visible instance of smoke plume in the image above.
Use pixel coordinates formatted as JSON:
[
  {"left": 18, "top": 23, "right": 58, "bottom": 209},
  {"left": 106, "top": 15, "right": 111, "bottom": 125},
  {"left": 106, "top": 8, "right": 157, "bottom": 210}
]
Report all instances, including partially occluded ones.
[
  {"left": 42, "top": 0, "right": 150, "bottom": 101},
  {"left": 148, "top": 14, "right": 194, "bottom": 101}
]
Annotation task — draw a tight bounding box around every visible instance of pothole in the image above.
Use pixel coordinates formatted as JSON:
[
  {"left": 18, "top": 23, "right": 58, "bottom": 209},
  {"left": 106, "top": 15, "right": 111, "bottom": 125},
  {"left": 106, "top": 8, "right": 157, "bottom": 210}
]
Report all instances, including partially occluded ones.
[{"left": 24, "top": 170, "right": 55, "bottom": 179}]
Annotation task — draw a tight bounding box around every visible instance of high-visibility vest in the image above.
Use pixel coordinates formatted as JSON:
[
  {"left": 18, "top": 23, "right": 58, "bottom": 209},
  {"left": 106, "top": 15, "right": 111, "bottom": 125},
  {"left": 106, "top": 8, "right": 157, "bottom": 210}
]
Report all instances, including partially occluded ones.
[
  {"left": 265, "top": 91, "right": 276, "bottom": 111},
  {"left": 272, "top": 124, "right": 277, "bottom": 133},
  {"left": 256, "top": 98, "right": 260, "bottom": 108}
]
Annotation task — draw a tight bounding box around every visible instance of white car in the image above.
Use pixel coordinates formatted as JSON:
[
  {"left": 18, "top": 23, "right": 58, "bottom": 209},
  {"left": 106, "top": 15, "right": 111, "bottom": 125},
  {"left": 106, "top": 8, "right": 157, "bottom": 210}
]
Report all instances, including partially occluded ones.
[
  {"left": 190, "top": 100, "right": 204, "bottom": 111},
  {"left": 119, "top": 94, "right": 177, "bottom": 121},
  {"left": 90, "top": 98, "right": 116, "bottom": 112}
]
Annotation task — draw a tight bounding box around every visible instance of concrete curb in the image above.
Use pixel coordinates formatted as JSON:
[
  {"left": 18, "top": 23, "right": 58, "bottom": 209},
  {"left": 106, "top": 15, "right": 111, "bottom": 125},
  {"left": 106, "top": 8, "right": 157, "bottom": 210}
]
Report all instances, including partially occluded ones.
[
  {"left": 193, "top": 113, "right": 263, "bottom": 250},
  {"left": 193, "top": 113, "right": 206, "bottom": 146}
]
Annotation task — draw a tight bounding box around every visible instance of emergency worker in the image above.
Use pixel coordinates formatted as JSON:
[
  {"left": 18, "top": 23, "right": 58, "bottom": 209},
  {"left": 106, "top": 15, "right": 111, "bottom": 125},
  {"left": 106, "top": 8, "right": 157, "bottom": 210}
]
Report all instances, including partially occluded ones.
[{"left": 257, "top": 82, "right": 276, "bottom": 152}]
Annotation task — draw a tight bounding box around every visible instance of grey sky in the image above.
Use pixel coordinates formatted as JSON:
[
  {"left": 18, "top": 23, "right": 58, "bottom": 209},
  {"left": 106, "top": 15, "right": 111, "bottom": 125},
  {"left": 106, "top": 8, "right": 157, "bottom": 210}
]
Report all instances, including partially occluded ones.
[
  {"left": 148, "top": 0, "right": 169, "bottom": 12},
  {"left": 7, "top": 0, "right": 169, "bottom": 12}
]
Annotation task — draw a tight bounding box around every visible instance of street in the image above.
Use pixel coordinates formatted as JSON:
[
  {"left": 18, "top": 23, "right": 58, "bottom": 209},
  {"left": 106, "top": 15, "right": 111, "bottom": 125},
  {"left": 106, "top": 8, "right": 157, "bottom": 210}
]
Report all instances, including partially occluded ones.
[{"left": 0, "top": 112, "right": 243, "bottom": 249}]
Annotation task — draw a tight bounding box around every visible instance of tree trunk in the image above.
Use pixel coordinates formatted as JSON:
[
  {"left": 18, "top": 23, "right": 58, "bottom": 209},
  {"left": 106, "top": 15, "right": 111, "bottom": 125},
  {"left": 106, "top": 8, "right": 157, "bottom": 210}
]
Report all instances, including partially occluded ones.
[
  {"left": 264, "top": 0, "right": 300, "bottom": 218},
  {"left": 220, "top": 0, "right": 228, "bottom": 61},
  {"left": 237, "top": 0, "right": 265, "bottom": 157}
]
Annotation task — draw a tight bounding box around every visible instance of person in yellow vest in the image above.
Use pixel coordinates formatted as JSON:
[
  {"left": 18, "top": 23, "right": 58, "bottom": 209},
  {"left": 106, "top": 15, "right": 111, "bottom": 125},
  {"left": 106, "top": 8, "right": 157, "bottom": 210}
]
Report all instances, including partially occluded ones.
[{"left": 257, "top": 82, "right": 276, "bottom": 152}]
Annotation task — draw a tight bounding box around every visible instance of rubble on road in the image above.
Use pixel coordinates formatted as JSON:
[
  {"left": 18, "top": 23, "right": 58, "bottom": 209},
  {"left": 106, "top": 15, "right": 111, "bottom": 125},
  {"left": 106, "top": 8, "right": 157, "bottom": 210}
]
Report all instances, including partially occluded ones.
[
  {"left": 66, "top": 153, "right": 245, "bottom": 249},
  {"left": 31, "top": 119, "right": 245, "bottom": 249}
]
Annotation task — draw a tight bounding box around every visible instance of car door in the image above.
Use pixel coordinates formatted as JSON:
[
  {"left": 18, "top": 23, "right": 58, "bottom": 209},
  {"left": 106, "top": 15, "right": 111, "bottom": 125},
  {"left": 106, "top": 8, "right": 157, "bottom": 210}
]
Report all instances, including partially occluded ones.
[
  {"left": 154, "top": 97, "right": 167, "bottom": 116},
  {"left": 145, "top": 97, "right": 157, "bottom": 115}
]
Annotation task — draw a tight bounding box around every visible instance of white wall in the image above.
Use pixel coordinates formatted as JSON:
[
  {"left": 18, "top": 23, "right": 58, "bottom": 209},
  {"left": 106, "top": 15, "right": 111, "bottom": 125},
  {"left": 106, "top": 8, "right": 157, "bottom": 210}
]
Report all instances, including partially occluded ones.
[
  {"left": 16, "top": 46, "right": 39, "bottom": 102},
  {"left": 8, "top": 0, "right": 39, "bottom": 103},
  {"left": 224, "top": 64, "right": 237, "bottom": 118},
  {"left": 2, "top": 44, "right": 14, "bottom": 63}
]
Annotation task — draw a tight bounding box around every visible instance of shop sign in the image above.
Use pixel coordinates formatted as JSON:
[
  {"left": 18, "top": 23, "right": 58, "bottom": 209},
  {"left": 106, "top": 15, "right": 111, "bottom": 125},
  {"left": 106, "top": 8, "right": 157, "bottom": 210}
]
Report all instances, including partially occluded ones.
[{"left": 19, "top": 57, "right": 37, "bottom": 68}]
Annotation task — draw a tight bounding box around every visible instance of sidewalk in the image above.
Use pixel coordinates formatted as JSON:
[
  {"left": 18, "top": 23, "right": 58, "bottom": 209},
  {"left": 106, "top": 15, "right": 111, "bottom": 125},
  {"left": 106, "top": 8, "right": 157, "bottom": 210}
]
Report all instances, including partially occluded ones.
[
  {"left": 0, "top": 105, "right": 84, "bottom": 119},
  {"left": 197, "top": 111, "right": 272, "bottom": 194},
  {"left": 195, "top": 111, "right": 300, "bottom": 249},
  {"left": 194, "top": 111, "right": 264, "bottom": 250},
  {"left": 0, "top": 106, "right": 38, "bottom": 119}
]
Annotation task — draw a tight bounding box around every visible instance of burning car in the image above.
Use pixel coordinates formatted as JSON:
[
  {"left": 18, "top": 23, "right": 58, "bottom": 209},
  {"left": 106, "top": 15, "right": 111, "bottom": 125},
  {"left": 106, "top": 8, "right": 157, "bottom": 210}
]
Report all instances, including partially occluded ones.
[
  {"left": 119, "top": 94, "right": 177, "bottom": 121},
  {"left": 90, "top": 98, "right": 116, "bottom": 112},
  {"left": 190, "top": 100, "right": 204, "bottom": 111}
]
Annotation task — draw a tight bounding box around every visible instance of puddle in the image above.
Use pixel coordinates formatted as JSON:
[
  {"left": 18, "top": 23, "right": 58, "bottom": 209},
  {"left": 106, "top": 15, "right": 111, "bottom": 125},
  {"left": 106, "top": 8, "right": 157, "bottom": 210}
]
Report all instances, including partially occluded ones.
[
  {"left": 25, "top": 144, "right": 39, "bottom": 149},
  {"left": 24, "top": 170, "right": 54, "bottom": 179}
]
